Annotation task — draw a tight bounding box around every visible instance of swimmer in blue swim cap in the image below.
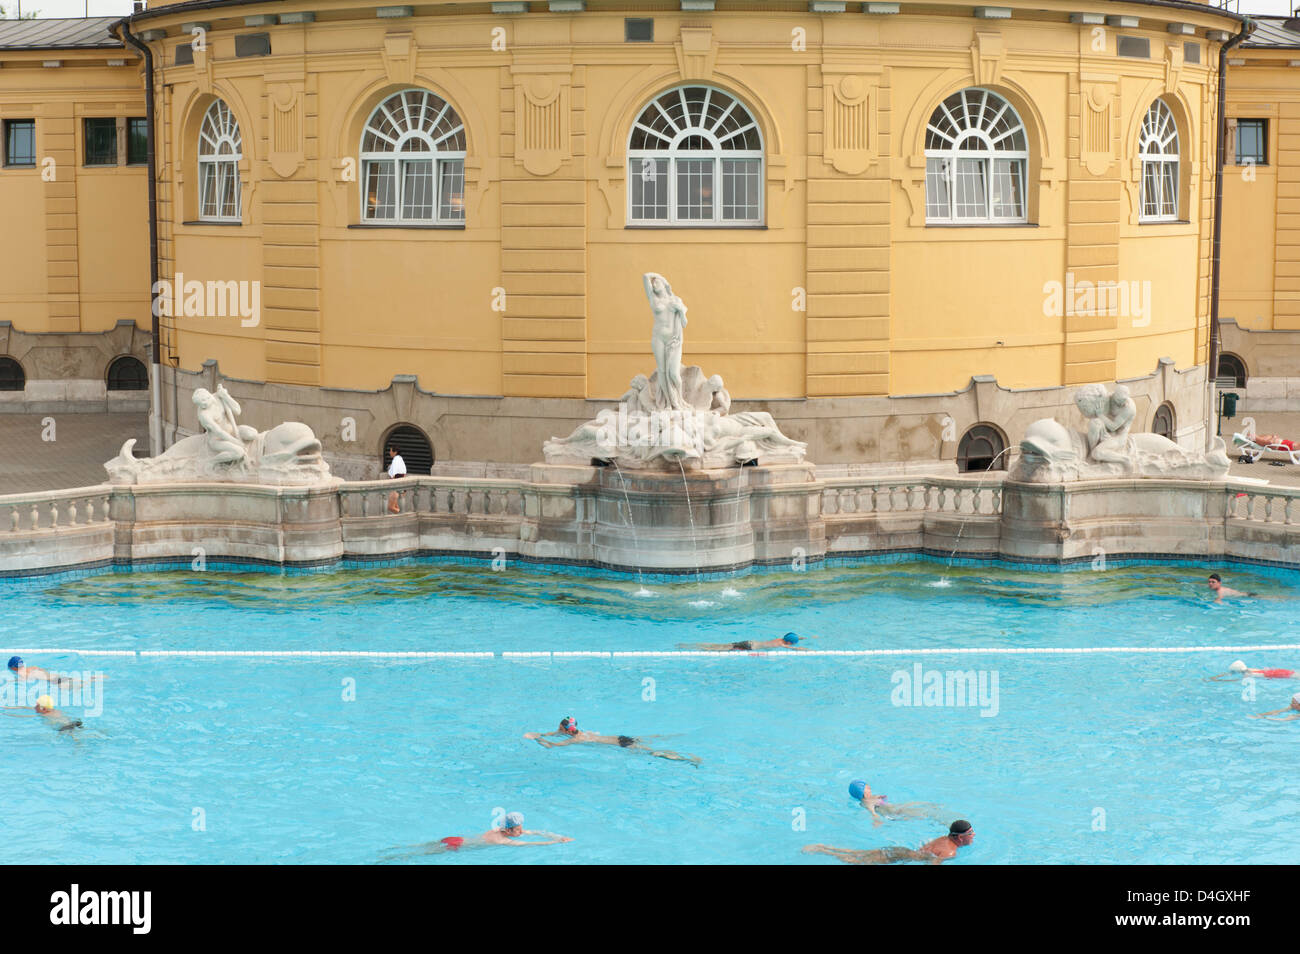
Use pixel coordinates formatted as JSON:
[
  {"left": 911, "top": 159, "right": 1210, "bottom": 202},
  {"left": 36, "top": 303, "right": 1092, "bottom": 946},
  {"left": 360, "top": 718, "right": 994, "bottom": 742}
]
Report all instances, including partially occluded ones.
[
  {"left": 7, "top": 656, "right": 96, "bottom": 690},
  {"left": 849, "top": 779, "right": 948, "bottom": 826},
  {"left": 685, "top": 632, "right": 812, "bottom": 652},
  {"left": 525, "top": 717, "right": 701, "bottom": 766}
]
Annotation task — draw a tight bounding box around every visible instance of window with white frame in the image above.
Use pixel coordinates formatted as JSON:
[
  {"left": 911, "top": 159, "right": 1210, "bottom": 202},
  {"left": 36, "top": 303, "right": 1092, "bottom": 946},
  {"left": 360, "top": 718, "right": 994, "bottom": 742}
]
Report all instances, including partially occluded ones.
[
  {"left": 1139, "top": 99, "right": 1180, "bottom": 222},
  {"left": 924, "top": 87, "right": 1028, "bottom": 224},
  {"left": 198, "top": 100, "right": 242, "bottom": 222},
  {"left": 627, "top": 85, "right": 763, "bottom": 226},
  {"left": 360, "top": 89, "right": 466, "bottom": 225}
]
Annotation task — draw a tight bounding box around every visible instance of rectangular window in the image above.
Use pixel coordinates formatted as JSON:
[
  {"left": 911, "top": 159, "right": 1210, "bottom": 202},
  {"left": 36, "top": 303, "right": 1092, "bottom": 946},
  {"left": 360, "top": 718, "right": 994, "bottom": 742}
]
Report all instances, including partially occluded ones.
[
  {"left": 675, "top": 158, "right": 713, "bottom": 221},
  {"left": 629, "top": 157, "right": 669, "bottom": 221},
  {"left": 234, "top": 32, "right": 271, "bottom": 57},
  {"left": 1141, "top": 159, "right": 1178, "bottom": 221},
  {"left": 721, "top": 157, "right": 761, "bottom": 222},
  {"left": 127, "top": 117, "right": 148, "bottom": 165},
  {"left": 1117, "top": 36, "right": 1150, "bottom": 59},
  {"left": 438, "top": 159, "right": 465, "bottom": 221},
  {"left": 1184, "top": 41, "right": 1201, "bottom": 65},
  {"left": 625, "top": 18, "right": 653, "bottom": 42},
  {"left": 363, "top": 160, "right": 397, "bottom": 220},
  {"left": 953, "top": 158, "right": 988, "bottom": 219},
  {"left": 399, "top": 159, "right": 434, "bottom": 220},
  {"left": 1236, "top": 118, "right": 1267, "bottom": 166},
  {"left": 925, "top": 158, "right": 950, "bottom": 219},
  {"left": 200, "top": 160, "right": 241, "bottom": 220},
  {"left": 84, "top": 117, "right": 118, "bottom": 166},
  {"left": 175, "top": 42, "right": 193, "bottom": 66},
  {"left": 989, "top": 157, "right": 1024, "bottom": 219},
  {"left": 4, "top": 119, "right": 35, "bottom": 167}
]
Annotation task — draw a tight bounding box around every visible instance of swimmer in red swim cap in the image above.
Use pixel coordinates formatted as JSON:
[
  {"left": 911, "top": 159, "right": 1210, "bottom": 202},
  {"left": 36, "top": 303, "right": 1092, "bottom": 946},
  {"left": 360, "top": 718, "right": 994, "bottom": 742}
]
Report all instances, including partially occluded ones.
[
  {"left": 1209, "top": 660, "right": 1297, "bottom": 681},
  {"left": 1253, "top": 693, "right": 1300, "bottom": 722},
  {"left": 525, "top": 716, "right": 702, "bottom": 765}
]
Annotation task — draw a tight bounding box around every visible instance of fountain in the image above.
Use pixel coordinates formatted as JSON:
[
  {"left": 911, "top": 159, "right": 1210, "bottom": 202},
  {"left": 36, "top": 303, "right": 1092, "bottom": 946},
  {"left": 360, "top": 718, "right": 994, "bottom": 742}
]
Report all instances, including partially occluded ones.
[{"left": 529, "top": 273, "right": 820, "bottom": 574}]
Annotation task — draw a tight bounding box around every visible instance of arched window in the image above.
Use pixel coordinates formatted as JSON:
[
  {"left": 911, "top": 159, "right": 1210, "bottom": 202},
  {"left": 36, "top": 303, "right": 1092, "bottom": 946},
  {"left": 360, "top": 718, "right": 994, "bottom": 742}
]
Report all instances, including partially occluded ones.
[
  {"left": 361, "top": 89, "right": 466, "bottom": 225},
  {"left": 0, "top": 356, "right": 24, "bottom": 392},
  {"left": 107, "top": 355, "right": 149, "bottom": 391},
  {"left": 957, "top": 424, "right": 1007, "bottom": 473},
  {"left": 381, "top": 424, "right": 434, "bottom": 476},
  {"left": 198, "top": 99, "right": 243, "bottom": 222},
  {"left": 924, "top": 87, "right": 1028, "bottom": 224},
  {"left": 1217, "top": 353, "right": 1247, "bottom": 388},
  {"left": 627, "top": 85, "right": 763, "bottom": 226},
  {"left": 1139, "top": 99, "right": 1179, "bottom": 222},
  {"left": 1152, "top": 402, "right": 1175, "bottom": 440}
]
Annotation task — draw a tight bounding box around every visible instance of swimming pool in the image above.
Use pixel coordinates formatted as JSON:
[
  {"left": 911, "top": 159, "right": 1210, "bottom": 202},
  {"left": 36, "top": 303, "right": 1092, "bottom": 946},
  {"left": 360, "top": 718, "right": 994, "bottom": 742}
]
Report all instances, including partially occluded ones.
[{"left": 3, "top": 560, "right": 1298, "bottom": 864}]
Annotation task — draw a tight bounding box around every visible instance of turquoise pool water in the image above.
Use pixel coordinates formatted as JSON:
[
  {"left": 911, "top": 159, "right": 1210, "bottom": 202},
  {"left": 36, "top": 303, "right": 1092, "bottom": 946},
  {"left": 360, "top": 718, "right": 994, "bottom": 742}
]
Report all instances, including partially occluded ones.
[{"left": 2, "top": 560, "right": 1298, "bottom": 864}]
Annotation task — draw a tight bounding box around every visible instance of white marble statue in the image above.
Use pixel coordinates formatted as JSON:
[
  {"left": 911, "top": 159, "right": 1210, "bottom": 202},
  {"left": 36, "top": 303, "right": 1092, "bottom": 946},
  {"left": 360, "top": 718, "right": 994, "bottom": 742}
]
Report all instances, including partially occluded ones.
[
  {"left": 106, "top": 384, "right": 334, "bottom": 485},
  {"left": 1010, "top": 382, "right": 1230, "bottom": 482},
  {"left": 645, "top": 272, "right": 688, "bottom": 411},
  {"left": 544, "top": 274, "right": 806, "bottom": 468}
]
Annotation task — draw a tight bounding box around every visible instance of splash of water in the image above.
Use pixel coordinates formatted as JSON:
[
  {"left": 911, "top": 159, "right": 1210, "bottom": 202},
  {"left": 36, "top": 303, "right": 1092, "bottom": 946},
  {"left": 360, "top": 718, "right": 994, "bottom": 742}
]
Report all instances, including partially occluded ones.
[
  {"left": 939, "top": 446, "right": 1012, "bottom": 585},
  {"left": 611, "top": 461, "right": 645, "bottom": 586},
  {"left": 677, "top": 458, "right": 704, "bottom": 588}
]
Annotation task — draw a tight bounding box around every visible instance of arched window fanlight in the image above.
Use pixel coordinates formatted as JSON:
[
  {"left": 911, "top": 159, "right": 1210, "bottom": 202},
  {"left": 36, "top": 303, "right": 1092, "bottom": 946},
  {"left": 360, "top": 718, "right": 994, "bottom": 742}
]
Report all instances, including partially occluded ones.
[
  {"left": 0, "top": 356, "right": 24, "bottom": 392},
  {"left": 1217, "top": 353, "right": 1247, "bottom": 389},
  {"left": 198, "top": 99, "right": 243, "bottom": 222},
  {"left": 107, "top": 355, "right": 149, "bottom": 391},
  {"left": 361, "top": 89, "right": 466, "bottom": 225},
  {"left": 924, "top": 87, "right": 1028, "bottom": 224},
  {"left": 957, "top": 424, "right": 1008, "bottom": 473},
  {"left": 1152, "top": 402, "right": 1175, "bottom": 440},
  {"left": 381, "top": 424, "right": 435, "bottom": 476},
  {"left": 1139, "top": 99, "right": 1179, "bottom": 222},
  {"left": 627, "top": 85, "right": 763, "bottom": 226}
]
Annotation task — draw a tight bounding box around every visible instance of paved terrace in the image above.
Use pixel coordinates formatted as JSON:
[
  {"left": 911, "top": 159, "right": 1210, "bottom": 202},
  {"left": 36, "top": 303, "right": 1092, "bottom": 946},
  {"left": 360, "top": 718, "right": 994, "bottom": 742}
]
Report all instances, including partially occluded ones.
[{"left": 0, "top": 411, "right": 1298, "bottom": 494}]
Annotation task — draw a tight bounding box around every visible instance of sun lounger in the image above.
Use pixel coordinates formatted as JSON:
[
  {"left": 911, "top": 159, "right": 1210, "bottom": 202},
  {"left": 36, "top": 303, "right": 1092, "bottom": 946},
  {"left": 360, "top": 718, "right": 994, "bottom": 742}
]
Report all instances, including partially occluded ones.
[{"left": 1232, "top": 433, "right": 1300, "bottom": 465}]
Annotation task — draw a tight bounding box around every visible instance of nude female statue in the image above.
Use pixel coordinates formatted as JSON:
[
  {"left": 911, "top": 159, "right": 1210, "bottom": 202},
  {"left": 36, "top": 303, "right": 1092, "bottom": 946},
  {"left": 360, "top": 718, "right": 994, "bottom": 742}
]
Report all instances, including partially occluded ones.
[{"left": 644, "top": 272, "right": 688, "bottom": 410}]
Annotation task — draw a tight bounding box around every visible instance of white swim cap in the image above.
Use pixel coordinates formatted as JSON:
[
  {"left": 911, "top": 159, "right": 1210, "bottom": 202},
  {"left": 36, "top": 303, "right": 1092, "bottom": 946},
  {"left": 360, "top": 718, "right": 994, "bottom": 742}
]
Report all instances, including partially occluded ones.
[
  {"left": 1229, "top": 660, "right": 1248, "bottom": 673},
  {"left": 1292, "top": 693, "right": 1300, "bottom": 706}
]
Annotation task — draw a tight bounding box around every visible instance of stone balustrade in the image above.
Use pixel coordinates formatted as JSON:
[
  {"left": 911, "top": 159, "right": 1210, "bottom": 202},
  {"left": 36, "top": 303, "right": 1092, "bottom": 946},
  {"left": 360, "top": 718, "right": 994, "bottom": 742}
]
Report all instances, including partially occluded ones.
[{"left": 1, "top": 471, "right": 1299, "bottom": 578}]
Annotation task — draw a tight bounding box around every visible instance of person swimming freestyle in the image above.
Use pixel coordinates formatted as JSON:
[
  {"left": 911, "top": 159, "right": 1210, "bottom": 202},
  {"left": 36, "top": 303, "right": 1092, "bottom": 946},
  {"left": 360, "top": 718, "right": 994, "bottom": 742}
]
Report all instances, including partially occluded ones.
[
  {"left": 684, "top": 633, "right": 810, "bottom": 652},
  {"left": 524, "top": 716, "right": 701, "bottom": 766},
  {"left": 803, "top": 820, "right": 975, "bottom": 865}
]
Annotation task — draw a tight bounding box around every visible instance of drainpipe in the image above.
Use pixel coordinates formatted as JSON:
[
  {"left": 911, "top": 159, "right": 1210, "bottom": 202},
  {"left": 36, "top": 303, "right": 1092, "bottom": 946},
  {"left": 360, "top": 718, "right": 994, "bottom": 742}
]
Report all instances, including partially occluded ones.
[
  {"left": 1208, "top": 18, "right": 1252, "bottom": 450},
  {"left": 117, "top": 19, "right": 163, "bottom": 456}
]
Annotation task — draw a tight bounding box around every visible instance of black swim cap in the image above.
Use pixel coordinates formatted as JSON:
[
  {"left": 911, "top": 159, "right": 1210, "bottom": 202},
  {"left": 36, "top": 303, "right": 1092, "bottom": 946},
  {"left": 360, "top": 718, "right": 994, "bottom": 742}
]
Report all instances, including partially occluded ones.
[
  {"left": 949, "top": 820, "right": 972, "bottom": 835},
  {"left": 1209, "top": 573, "right": 1222, "bottom": 582}
]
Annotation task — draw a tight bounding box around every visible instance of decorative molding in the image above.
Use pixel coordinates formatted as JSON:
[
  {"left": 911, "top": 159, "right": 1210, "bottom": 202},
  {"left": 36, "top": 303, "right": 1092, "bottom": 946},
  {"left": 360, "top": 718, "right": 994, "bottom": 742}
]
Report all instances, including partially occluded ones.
[
  {"left": 381, "top": 32, "right": 417, "bottom": 86},
  {"left": 971, "top": 31, "right": 1005, "bottom": 86},
  {"left": 822, "top": 73, "right": 878, "bottom": 175},
  {"left": 268, "top": 83, "right": 304, "bottom": 179},
  {"left": 674, "top": 26, "right": 718, "bottom": 81},
  {"left": 1081, "top": 83, "right": 1115, "bottom": 177},
  {"left": 513, "top": 72, "right": 572, "bottom": 176}
]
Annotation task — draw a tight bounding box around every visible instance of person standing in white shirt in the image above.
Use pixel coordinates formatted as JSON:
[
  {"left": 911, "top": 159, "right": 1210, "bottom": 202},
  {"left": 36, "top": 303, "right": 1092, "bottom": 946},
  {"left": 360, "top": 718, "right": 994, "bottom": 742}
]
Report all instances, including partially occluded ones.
[{"left": 386, "top": 445, "right": 406, "bottom": 514}]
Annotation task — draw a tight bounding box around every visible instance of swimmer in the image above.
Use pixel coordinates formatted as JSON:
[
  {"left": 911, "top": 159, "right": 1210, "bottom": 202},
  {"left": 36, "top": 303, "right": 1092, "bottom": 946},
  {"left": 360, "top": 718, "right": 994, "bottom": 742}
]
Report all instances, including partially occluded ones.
[
  {"left": 6, "top": 656, "right": 95, "bottom": 690},
  {"left": 1252, "top": 693, "right": 1300, "bottom": 722},
  {"left": 803, "top": 820, "right": 975, "bottom": 865},
  {"left": 387, "top": 812, "right": 571, "bottom": 859},
  {"left": 850, "top": 780, "right": 947, "bottom": 827},
  {"left": 1208, "top": 660, "right": 1296, "bottom": 681},
  {"left": 3, "top": 694, "right": 84, "bottom": 732},
  {"left": 524, "top": 716, "right": 701, "bottom": 766},
  {"left": 684, "top": 632, "right": 810, "bottom": 652},
  {"left": 1207, "top": 573, "right": 1255, "bottom": 602}
]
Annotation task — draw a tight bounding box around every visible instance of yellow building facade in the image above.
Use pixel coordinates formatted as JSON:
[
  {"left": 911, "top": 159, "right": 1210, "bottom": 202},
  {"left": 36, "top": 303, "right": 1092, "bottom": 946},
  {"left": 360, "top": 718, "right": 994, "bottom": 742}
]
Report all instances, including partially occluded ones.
[{"left": 0, "top": 1, "right": 1249, "bottom": 473}]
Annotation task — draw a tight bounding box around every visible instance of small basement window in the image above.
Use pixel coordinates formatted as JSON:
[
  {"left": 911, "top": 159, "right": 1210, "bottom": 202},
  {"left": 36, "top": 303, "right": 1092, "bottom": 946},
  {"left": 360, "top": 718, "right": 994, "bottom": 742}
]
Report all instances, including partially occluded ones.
[
  {"left": 1117, "top": 35, "right": 1150, "bottom": 58},
  {"left": 625, "top": 18, "right": 653, "bottom": 42},
  {"left": 235, "top": 33, "right": 271, "bottom": 57}
]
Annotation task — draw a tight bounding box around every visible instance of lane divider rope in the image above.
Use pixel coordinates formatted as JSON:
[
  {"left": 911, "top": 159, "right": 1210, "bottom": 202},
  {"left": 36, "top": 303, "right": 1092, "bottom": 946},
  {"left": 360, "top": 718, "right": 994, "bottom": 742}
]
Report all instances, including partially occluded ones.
[{"left": 5, "top": 644, "right": 1300, "bottom": 659}]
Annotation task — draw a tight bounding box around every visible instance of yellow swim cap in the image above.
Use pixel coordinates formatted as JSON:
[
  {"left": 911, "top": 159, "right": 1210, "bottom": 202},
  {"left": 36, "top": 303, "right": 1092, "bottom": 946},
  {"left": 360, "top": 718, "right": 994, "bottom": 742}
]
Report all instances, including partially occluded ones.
[{"left": 35, "top": 695, "right": 54, "bottom": 710}]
